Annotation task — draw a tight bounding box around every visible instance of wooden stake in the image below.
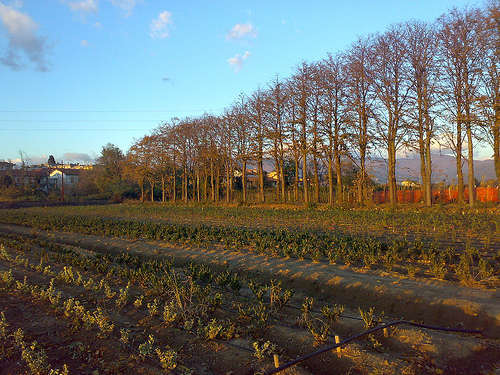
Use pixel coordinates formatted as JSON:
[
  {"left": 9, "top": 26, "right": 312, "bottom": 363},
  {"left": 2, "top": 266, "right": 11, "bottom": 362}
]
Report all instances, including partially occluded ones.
[
  {"left": 273, "top": 354, "right": 280, "bottom": 368},
  {"left": 334, "top": 335, "right": 341, "bottom": 355}
]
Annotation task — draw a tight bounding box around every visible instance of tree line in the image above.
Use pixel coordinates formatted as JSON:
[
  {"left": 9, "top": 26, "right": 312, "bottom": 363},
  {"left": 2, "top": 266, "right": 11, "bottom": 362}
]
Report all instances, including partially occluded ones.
[{"left": 122, "top": 3, "right": 498, "bottom": 208}]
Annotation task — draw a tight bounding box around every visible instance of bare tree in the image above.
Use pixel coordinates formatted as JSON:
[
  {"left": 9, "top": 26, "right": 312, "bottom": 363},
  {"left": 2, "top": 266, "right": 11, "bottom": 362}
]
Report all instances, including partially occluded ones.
[
  {"left": 371, "top": 26, "right": 412, "bottom": 207},
  {"left": 290, "top": 62, "right": 313, "bottom": 204},
  {"left": 248, "top": 89, "right": 267, "bottom": 203},
  {"left": 232, "top": 95, "right": 251, "bottom": 202},
  {"left": 265, "top": 76, "right": 288, "bottom": 202},
  {"left": 285, "top": 84, "right": 302, "bottom": 202},
  {"left": 438, "top": 7, "right": 486, "bottom": 207},
  {"left": 406, "top": 20, "right": 439, "bottom": 206},
  {"left": 345, "top": 38, "right": 375, "bottom": 204},
  {"left": 319, "top": 53, "right": 348, "bottom": 205},
  {"left": 480, "top": 2, "right": 500, "bottom": 184}
]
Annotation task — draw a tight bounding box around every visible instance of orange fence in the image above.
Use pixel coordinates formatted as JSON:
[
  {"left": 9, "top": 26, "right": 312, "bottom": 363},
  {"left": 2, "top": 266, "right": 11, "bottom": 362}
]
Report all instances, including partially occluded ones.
[{"left": 373, "top": 187, "right": 499, "bottom": 204}]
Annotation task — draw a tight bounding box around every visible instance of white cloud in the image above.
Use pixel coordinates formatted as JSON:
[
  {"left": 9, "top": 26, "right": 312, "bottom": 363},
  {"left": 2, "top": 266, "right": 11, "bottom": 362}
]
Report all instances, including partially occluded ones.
[
  {"left": 0, "top": 2, "right": 49, "bottom": 71},
  {"left": 67, "top": 0, "right": 98, "bottom": 13},
  {"left": 109, "top": 0, "right": 137, "bottom": 16},
  {"left": 226, "top": 23, "right": 256, "bottom": 40},
  {"left": 80, "top": 39, "right": 88, "bottom": 46},
  {"left": 10, "top": 0, "right": 22, "bottom": 8},
  {"left": 62, "top": 152, "right": 92, "bottom": 162},
  {"left": 150, "top": 11, "right": 172, "bottom": 39},
  {"left": 227, "top": 50, "right": 250, "bottom": 72}
]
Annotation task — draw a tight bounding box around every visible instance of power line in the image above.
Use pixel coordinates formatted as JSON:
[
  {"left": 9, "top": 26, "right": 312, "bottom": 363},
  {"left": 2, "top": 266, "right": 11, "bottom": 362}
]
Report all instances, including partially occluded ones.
[
  {"left": 0, "top": 109, "right": 224, "bottom": 113},
  {"left": 0, "top": 128, "right": 147, "bottom": 131},
  {"left": 0, "top": 120, "right": 166, "bottom": 123}
]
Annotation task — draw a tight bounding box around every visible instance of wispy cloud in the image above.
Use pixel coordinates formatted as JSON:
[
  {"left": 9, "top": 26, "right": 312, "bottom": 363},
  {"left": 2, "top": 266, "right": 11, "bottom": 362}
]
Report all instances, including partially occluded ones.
[
  {"left": 62, "top": 152, "right": 93, "bottom": 162},
  {"left": 227, "top": 50, "right": 250, "bottom": 72},
  {"left": 150, "top": 10, "right": 172, "bottom": 39},
  {"left": 226, "top": 23, "right": 256, "bottom": 40},
  {"left": 67, "top": 0, "right": 98, "bottom": 13},
  {"left": 0, "top": 2, "right": 50, "bottom": 71},
  {"left": 109, "top": 0, "right": 137, "bottom": 17}
]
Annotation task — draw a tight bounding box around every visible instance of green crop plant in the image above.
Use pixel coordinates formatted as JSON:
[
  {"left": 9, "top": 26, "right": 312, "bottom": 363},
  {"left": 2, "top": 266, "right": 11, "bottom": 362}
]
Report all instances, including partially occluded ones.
[
  {"left": 306, "top": 318, "right": 331, "bottom": 345},
  {"left": 133, "top": 295, "right": 144, "bottom": 308},
  {"left": 120, "top": 328, "right": 130, "bottom": 346},
  {"left": 115, "top": 282, "right": 130, "bottom": 309},
  {"left": 430, "top": 254, "right": 447, "bottom": 280},
  {"left": 199, "top": 318, "right": 223, "bottom": 340},
  {"left": 359, "top": 307, "right": 378, "bottom": 329},
  {"left": 21, "top": 341, "right": 50, "bottom": 375},
  {"left": 138, "top": 335, "right": 155, "bottom": 358},
  {"left": 0, "top": 244, "right": 10, "bottom": 261},
  {"left": 269, "top": 279, "right": 293, "bottom": 312},
  {"left": 321, "top": 304, "right": 344, "bottom": 325},
  {"left": 147, "top": 298, "right": 160, "bottom": 317},
  {"left": 162, "top": 300, "right": 179, "bottom": 326},
  {"left": 156, "top": 347, "right": 178, "bottom": 370},
  {"left": 456, "top": 253, "right": 473, "bottom": 284},
  {"left": 299, "top": 297, "right": 314, "bottom": 327},
  {"left": 252, "top": 340, "right": 277, "bottom": 360},
  {"left": 0, "top": 312, "right": 8, "bottom": 341},
  {"left": 248, "top": 280, "right": 269, "bottom": 302},
  {"left": 478, "top": 258, "right": 494, "bottom": 281}
]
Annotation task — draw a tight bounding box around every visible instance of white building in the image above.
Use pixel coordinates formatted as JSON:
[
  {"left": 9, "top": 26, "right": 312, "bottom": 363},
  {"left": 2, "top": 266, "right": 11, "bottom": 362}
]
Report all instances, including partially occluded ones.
[{"left": 48, "top": 169, "right": 81, "bottom": 188}]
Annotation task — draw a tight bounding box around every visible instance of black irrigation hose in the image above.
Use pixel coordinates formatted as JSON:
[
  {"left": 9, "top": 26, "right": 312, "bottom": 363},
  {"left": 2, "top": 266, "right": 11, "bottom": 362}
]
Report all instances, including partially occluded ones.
[{"left": 264, "top": 320, "right": 482, "bottom": 375}]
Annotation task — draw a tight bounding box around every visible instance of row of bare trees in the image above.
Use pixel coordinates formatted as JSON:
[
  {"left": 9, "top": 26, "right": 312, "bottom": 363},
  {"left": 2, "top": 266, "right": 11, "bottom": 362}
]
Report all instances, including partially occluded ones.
[{"left": 124, "top": 3, "right": 498, "bottom": 207}]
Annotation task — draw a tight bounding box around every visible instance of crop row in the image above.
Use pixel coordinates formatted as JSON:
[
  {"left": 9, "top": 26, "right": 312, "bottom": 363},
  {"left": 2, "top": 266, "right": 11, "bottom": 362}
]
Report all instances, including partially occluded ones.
[
  {"left": 0, "top": 233, "right": 380, "bottom": 353},
  {"left": 2, "top": 232, "right": 494, "bottom": 374},
  {"left": 1, "top": 211, "right": 497, "bottom": 283},
  {"left": 24, "top": 204, "right": 497, "bottom": 235}
]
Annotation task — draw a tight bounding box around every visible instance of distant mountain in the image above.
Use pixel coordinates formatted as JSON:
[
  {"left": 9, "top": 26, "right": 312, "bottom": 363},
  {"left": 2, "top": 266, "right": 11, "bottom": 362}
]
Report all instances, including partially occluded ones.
[
  {"left": 367, "top": 154, "right": 496, "bottom": 184},
  {"left": 245, "top": 153, "right": 496, "bottom": 185}
]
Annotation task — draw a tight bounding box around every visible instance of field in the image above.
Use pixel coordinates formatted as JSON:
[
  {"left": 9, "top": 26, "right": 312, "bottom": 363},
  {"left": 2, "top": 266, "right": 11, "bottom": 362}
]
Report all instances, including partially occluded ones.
[{"left": 0, "top": 203, "right": 498, "bottom": 374}]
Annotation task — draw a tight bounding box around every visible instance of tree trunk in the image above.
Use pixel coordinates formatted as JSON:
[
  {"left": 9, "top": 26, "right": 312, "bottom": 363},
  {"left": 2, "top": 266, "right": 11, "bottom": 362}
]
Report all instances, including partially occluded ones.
[
  {"left": 150, "top": 179, "right": 154, "bottom": 202},
  {"left": 327, "top": 157, "right": 334, "bottom": 206},
  {"left": 466, "top": 119, "right": 475, "bottom": 208},
  {"left": 226, "top": 164, "right": 230, "bottom": 203},
  {"left": 215, "top": 166, "right": 220, "bottom": 202},
  {"left": 196, "top": 171, "right": 200, "bottom": 202},
  {"left": 302, "top": 153, "right": 308, "bottom": 204},
  {"left": 210, "top": 161, "right": 215, "bottom": 202},
  {"left": 294, "top": 156, "right": 299, "bottom": 202},
  {"left": 274, "top": 159, "right": 280, "bottom": 202},
  {"left": 242, "top": 160, "right": 247, "bottom": 203},
  {"left": 335, "top": 152, "right": 342, "bottom": 205},
  {"left": 456, "top": 121, "right": 464, "bottom": 204},
  {"left": 388, "top": 142, "right": 397, "bottom": 207},
  {"left": 280, "top": 162, "right": 286, "bottom": 202},
  {"left": 161, "top": 175, "right": 166, "bottom": 203},
  {"left": 419, "top": 140, "right": 428, "bottom": 206},
  {"left": 173, "top": 165, "right": 177, "bottom": 202},
  {"left": 203, "top": 171, "right": 208, "bottom": 201},
  {"left": 258, "top": 158, "right": 264, "bottom": 203},
  {"left": 358, "top": 148, "right": 366, "bottom": 205},
  {"left": 494, "top": 94, "right": 500, "bottom": 183},
  {"left": 313, "top": 154, "right": 319, "bottom": 203},
  {"left": 424, "top": 135, "right": 432, "bottom": 206}
]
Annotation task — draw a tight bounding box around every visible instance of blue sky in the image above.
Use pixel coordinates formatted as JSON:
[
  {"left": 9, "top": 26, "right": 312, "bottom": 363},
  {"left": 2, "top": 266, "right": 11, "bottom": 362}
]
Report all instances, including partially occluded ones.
[{"left": 0, "top": 0, "right": 486, "bottom": 164}]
